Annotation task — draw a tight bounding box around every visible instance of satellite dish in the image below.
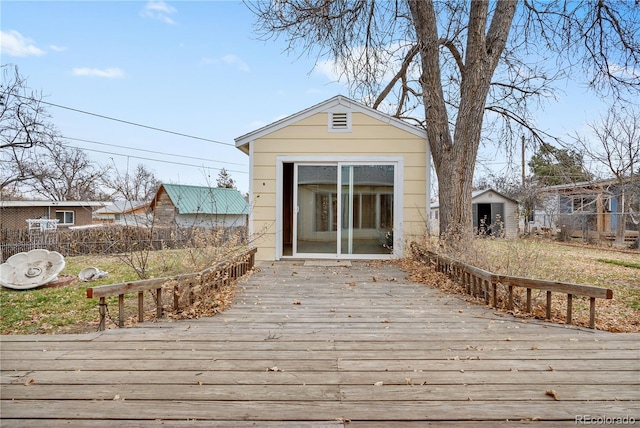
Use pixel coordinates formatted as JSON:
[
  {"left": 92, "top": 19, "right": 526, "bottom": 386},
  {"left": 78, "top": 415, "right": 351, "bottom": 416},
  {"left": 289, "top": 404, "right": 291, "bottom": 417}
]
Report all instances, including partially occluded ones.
[{"left": 0, "top": 249, "right": 66, "bottom": 290}]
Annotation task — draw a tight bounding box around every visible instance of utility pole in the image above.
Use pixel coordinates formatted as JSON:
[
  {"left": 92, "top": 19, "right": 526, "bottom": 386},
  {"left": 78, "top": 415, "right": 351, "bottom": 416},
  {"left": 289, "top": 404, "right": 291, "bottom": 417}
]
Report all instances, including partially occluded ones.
[
  {"left": 521, "top": 135, "right": 526, "bottom": 187},
  {"left": 521, "top": 135, "right": 528, "bottom": 234}
]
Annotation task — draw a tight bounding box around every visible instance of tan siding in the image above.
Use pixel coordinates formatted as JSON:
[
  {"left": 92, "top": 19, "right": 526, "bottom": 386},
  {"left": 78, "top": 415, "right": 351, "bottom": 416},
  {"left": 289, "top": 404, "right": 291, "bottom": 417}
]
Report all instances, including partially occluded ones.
[
  {"left": 256, "top": 139, "right": 424, "bottom": 155},
  {"left": 252, "top": 193, "right": 277, "bottom": 208}
]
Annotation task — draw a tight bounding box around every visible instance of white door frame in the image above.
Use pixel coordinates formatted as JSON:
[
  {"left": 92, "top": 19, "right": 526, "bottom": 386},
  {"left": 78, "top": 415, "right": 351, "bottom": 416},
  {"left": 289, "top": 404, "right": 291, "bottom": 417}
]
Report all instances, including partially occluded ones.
[{"left": 276, "top": 155, "right": 404, "bottom": 260}]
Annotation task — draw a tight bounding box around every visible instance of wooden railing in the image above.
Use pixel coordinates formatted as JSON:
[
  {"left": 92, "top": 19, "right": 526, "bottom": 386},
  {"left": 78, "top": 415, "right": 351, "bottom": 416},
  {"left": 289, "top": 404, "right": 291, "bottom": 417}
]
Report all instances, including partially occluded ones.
[
  {"left": 410, "top": 243, "right": 612, "bottom": 329},
  {"left": 87, "top": 248, "right": 257, "bottom": 331}
]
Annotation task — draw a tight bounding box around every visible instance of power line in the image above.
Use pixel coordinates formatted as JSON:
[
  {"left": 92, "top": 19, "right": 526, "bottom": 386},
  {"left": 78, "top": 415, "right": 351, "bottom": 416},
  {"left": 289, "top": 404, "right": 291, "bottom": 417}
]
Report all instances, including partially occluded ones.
[
  {"left": 65, "top": 144, "right": 248, "bottom": 174},
  {"left": 64, "top": 136, "right": 247, "bottom": 167},
  {"left": 13, "top": 94, "right": 235, "bottom": 147}
]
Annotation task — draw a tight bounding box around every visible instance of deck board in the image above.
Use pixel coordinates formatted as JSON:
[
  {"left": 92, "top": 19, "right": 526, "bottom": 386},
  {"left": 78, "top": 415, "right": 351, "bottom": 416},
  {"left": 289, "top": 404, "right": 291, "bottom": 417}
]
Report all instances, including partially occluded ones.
[{"left": 1, "top": 260, "right": 638, "bottom": 426}]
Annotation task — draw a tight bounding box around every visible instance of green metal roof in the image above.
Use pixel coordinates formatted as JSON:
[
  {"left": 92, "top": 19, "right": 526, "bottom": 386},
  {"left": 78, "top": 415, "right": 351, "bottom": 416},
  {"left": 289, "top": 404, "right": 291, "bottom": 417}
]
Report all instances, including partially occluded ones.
[{"left": 161, "top": 184, "right": 248, "bottom": 215}]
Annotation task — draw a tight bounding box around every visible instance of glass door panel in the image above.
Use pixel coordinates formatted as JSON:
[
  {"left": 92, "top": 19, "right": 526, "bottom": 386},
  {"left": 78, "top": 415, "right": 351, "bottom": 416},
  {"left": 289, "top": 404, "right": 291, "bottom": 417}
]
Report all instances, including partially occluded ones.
[
  {"left": 295, "top": 165, "right": 338, "bottom": 255},
  {"left": 340, "top": 165, "right": 394, "bottom": 255}
]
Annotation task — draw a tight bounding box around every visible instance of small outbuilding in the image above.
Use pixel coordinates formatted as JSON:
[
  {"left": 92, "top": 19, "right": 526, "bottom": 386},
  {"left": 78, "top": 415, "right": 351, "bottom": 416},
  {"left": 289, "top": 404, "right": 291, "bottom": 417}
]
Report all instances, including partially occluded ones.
[
  {"left": 149, "top": 184, "right": 248, "bottom": 228},
  {"left": 430, "top": 188, "right": 520, "bottom": 238},
  {"left": 93, "top": 201, "right": 150, "bottom": 226},
  {"left": 235, "top": 95, "right": 431, "bottom": 261}
]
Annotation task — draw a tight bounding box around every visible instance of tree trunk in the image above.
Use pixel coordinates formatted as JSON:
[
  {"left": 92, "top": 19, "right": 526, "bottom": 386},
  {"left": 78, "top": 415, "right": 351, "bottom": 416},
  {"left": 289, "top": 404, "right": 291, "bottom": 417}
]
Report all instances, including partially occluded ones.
[
  {"left": 616, "top": 185, "right": 627, "bottom": 246},
  {"left": 435, "top": 149, "right": 475, "bottom": 245},
  {"left": 410, "top": 0, "right": 516, "bottom": 248}
]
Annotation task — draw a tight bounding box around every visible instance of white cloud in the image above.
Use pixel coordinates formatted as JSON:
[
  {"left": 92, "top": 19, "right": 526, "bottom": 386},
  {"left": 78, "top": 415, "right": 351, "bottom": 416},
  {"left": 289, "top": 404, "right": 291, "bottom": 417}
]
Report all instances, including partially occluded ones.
[
  {"left": 248, "top": 120, "right": 267, "bottom": 129},
  {"left": 314, "top": 59, "right": 342, "bottom": 83},
  {"left": 141, "top": 1, "right": 177, "bottom": 25},
  {"left": 50, "top": 45, "right": 68, "bottom": 52},
  {"left": 202, "top": 54, "right": 250, "bottom": 72},
  {"left": 221, "top": 54, "right": 250, "bottom": 72},
  {"left": 314, "top": 42, "right": 418, "bottom": 87},
  {"left": 609, "top": 63, "right": 640, "bottom": 79},
  {"left": 72, "top": 67, "right": 125, "bottom": 78},
  {"left": 0, "top": 30, "right": 45, "bottom": 57}
]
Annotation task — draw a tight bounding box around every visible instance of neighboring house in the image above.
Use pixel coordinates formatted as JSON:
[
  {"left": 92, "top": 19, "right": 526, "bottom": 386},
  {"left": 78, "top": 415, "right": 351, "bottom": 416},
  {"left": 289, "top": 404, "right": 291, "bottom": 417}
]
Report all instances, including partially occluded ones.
[
  {"left": 93, "top": 201, "right": 150, "bottom": 226},
  {"left": 149, "top": 184, "right": 249, "bottom": 228},
  {"left": 430, "top": 188, "right": 520, "bottom": 239},
  {"left": 0, "top": 200, "right": 106, "bottom": 230},
  {"left": 234, "top": 95, "right": 431, "bottom": 261},
  {"left": 532, "top": 177, "right": 639, "bottom": 242}
]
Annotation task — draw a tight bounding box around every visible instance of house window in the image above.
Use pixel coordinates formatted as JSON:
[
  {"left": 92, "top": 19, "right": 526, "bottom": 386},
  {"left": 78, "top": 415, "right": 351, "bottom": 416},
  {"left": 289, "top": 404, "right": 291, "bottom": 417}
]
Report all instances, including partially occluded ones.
[
  {"left": 314, "top": 192, "right": 337, "bottom": 232},
  {"left": 341, "top": 192, "right": 393, "bottom": 230},
  {"left": 380, "top": 194, "right": 394, "bottom": 229},
  {"left": 559, "top": 196, "right": 573, "bottom": 213},
  {"left": 573, "top": 196, "right": 596, "bottom": 212},
  {"left": 55, "top": 211, "right": 75, "bottom": 225},
  {"left": 328, "top": 112, "right": 352, "bottom": 133}
]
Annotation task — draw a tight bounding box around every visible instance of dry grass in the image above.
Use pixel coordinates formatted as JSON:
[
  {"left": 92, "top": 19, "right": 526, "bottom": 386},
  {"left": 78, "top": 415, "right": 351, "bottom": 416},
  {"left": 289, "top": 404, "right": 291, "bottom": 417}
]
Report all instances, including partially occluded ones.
[{"left": 404, "top": 238, "right": 640, "bottom": 332}]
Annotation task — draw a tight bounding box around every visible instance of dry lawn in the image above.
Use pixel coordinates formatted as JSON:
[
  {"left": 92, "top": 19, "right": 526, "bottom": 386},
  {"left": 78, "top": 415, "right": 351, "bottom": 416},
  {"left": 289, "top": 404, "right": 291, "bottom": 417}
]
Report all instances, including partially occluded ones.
[{"left": 403, "top": 238, "right": 640, "bottom": 332}]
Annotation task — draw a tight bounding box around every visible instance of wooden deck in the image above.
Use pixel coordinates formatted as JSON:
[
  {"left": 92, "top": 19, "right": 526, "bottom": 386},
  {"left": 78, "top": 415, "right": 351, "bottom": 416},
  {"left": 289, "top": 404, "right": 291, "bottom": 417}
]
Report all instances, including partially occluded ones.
[{"left": 2, "top": 260, "right": 639, "bottom": 427}]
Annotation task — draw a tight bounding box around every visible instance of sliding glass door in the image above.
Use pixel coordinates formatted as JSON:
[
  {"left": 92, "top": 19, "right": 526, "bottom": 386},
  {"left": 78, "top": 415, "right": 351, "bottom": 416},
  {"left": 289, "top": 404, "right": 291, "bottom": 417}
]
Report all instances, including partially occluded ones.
[
  {"left": 295, "top": 165, "right": 338, "bottom": 255},
  {"left": 294, "top": 163, "right": 394, "bottom": 257},
  {"left": 341, "top": 165, "right": 394, "bottom": 255}
]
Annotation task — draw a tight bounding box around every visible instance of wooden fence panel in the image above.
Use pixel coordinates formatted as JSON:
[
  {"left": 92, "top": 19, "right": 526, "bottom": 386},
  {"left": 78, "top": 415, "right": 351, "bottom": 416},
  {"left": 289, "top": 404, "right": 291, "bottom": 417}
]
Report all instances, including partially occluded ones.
[
  {"left": 410, "top": 243, "right": 612, "bottom": 329},
  {"left": 86, "top": 248, "right": 257, "bottom": 330}
]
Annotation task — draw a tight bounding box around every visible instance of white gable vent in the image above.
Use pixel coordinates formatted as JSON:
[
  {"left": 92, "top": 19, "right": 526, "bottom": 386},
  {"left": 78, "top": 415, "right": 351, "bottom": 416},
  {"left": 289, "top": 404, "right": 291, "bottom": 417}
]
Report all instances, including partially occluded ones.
[{"left": 328, "top": 112, "right": 351, "bottom": 133}]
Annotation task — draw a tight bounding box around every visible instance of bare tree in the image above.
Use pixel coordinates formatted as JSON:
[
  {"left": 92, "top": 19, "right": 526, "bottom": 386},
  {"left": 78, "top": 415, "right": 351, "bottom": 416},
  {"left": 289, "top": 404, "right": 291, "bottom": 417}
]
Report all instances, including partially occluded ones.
[
  {"left": 573, "top": 105, "right": 640, "bottom": 245},
  {"left": 1, "top": 65, "right": 58, "bottom": 190},
  {"left": 247, "top": 0, "right": 640, "bottom": 246},
  {"left": 16, "top": 140, "right": 111, "bottom": 201},
  {"left": 104, "top": 163, "right": 161, "bottom": 201}
]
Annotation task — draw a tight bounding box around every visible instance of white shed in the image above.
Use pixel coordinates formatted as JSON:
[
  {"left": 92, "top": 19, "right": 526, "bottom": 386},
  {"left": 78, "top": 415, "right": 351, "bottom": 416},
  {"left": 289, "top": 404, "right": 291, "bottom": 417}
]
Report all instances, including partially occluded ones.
[{"left": 430, "top": 188, "right": 520, "bottom": 238}]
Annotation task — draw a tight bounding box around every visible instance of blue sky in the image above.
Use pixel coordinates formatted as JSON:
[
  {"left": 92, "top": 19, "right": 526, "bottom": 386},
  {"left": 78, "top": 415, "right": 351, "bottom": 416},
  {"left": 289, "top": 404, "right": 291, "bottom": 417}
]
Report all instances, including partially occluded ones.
[{"left": 1, "top": 1, "right": 612, "bottom": 195}]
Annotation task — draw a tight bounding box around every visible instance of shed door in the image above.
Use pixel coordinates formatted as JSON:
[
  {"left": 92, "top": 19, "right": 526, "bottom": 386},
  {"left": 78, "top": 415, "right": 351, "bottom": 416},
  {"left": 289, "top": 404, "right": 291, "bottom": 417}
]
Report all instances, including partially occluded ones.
[
  {"left": 474, "top": 202, "right": 504, "bottom": 236},
  {"left": 491, "top": 203, "right": 504, "bottom": 236}
]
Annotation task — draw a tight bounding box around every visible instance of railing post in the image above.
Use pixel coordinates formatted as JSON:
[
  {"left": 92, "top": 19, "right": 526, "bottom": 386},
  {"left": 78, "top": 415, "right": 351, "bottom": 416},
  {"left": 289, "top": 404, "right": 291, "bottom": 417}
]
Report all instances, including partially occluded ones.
[
  {"left": 526, "top": 288, "right": 532, "bottom": 313},
  {"left": 566, "top": 294, "right": 573, "bottom": 325},
  {"left": 589, "top": 297, "right": 596, "bottom": 329},
  {"left": 174, "top": 284, "right": 180, "bottom": 311},
  {"left": 138, "top": 291, "right": 144, "bottom": 323},
  {"left": 484, "top": 280, "right": 490, "bottom": 304},
  {"left": 492, "top": 282, "right": 497, "bottom": 308},
  {"left": 508, "top": 285, "right": 514, "bottom": 310},
  {"left": 98, "top": 297, "right": 106, "bottom": 331},
  {"left": 546, "top": 291, "right": 552, "bottom": 320},
  {"left": 156, "top": 287, "right": 163, "bottom": 318},
  {"left": 118, "top": 294, "right": 125, "bottom": 328}
]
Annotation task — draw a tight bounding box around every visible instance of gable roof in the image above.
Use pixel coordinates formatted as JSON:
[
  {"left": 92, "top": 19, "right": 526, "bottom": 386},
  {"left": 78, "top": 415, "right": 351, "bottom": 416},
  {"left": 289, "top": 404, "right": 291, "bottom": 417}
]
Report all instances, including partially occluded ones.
[
  {"left": 94, "top": 201, "right": 148, "bottom": 215},
  {"left": 431, "top": 188, "right": 519, "bottom": 209},
  {"left": 234, "top": 95, "right": 428, "bottom": 154},
  {"left": 538, "top": 176, "right": 638, "bottom": 192},
  {"left": 150, "top": 184, "right": 248, "bottom": 215}
]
